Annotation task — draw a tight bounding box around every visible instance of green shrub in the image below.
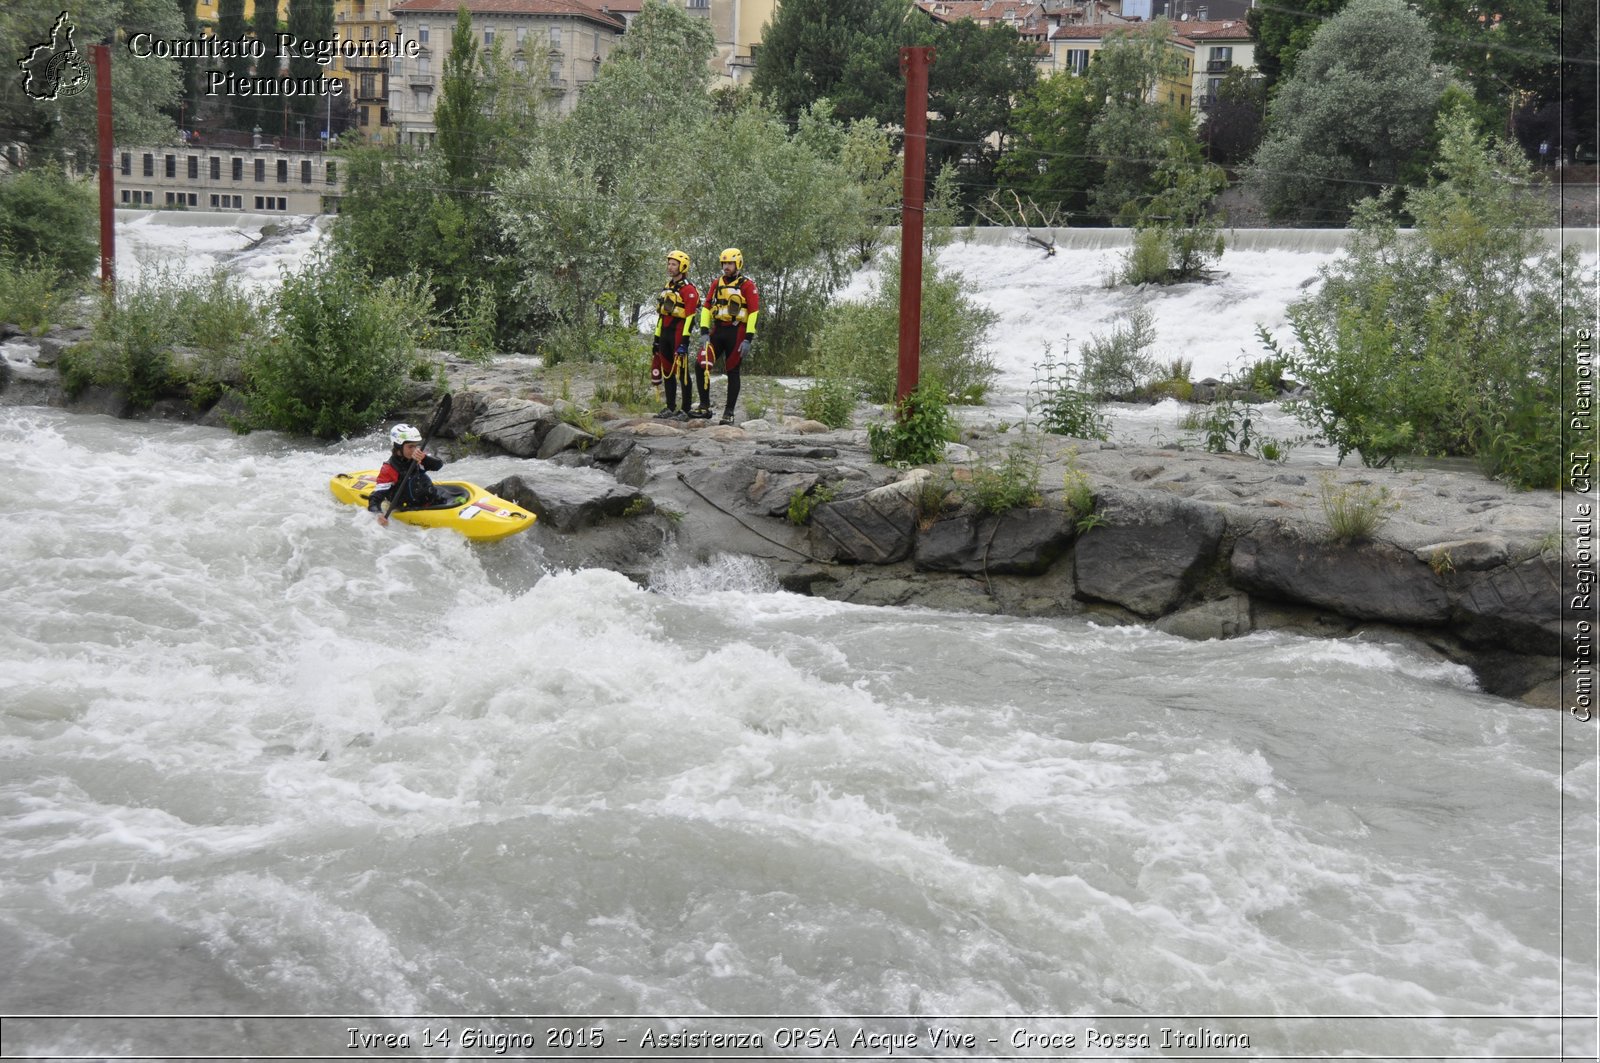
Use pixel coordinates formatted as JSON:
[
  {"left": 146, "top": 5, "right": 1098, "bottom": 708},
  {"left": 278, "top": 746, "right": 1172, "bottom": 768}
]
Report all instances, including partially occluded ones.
[
  {"left": 1030, "top": 348, "right": 1109, "bottom": 440},
  {"left": 786, "top": 482, "right": 836, "bottom": 525},
  {"left": 590, "top": 327, "right": 653, "bottom": 409},
  {"left": 1119, "top": 227, "right": 1171, "bottom": 286},
  {"left": 451, "top": 279, "right": 498, "bottom": 363},
  {"left": 1080, "top": 305, "right": 1158, "bottom": 399},
  {"left": 244, "top": 258, "right": 430, "bottom": 438},
  {"left": 867, "top": 382, "right": 957, "bottom": 466},
  {"left": 800, "top": 373, "right": 855, "bottom": 428},
  {"left": 1269, "top": 105, "right": 1597, "bottom": 488},
  {"left": 964, "top": 437, "right": 1043, "bottom": 514},
  {"left": 0, "top": 170, "right": 97, "bottom": 279},
  {"left": 810, "top": 255, "right": 998, "bottom": 405},
  {"left": 0, "top": 258, "right": 77, "bottom": 334}
]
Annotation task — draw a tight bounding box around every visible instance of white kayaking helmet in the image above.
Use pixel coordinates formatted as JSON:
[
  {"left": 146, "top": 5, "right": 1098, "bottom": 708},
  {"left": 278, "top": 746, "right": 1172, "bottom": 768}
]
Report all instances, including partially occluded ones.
[{"left": 390, "top": 423, "right": 423, "bottom": 447}]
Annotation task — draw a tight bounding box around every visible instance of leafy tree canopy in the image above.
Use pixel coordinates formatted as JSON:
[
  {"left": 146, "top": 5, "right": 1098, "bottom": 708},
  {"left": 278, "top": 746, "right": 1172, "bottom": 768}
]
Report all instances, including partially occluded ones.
[
  {"left": 0, "top": 0, "right": 180, "bottom": 160},
  {"left": 1247, "top": 0, "right": 1445, "bottom": 224}
]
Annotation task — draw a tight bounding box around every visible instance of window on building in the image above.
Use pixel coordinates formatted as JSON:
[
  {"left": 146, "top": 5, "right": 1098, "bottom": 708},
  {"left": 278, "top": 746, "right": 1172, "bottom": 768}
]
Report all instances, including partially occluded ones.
[
  {"left": 255, "top": 158, "right": 265, "bottom": 182},
  {"left": 484, "top": 27, "right": 494, "bottom": 45},
  {"left": 143, "top": 153, "right": 154, "bottom": 176},
  {"left": 1065, "top": 48, "right": 1090, "bottom": 75},
  {"left": 277, "top": 159, "right": 288, "bottom": 183},
  {"left": 301, "top": 160, "right": 312, "bottom": 183},
  {"left": 254, "top": 196, "right": 263, "bottom": 209},
  {"left": 688, "top": 0, "right": 708, "bottom": 7},
  {"left": 187, "top": 155, "right": 198, "bottom": 179},
  {"left": 233, "top": 157, "right": 243, "bottom": 181},
  {"left": 188, "top": 193, "right": 198, "bottom": 206},
  {"left": 144, "top": 191, "right": 153, "bottom": 204},
  {"left": 549, "top": 27, "right": 561, "bottom": 49},
  {"left": 165, "top": 154, "right": 176, "bottom": 178},
  {"left": 120, "top": 152, "right": 130, "bottom": 175},
  {"left": 418, "top": 56, "right": 430, "bottom": 76},
  {"left": 515, "top": 57, "right": 526, "bottom": 72},
  {"left": 550, "top": 58, "right": 562, "bottom": 84},
  {"left": 1207, "top": 46, "right": 1232, "bottom": 72},
  {"left": 326, "top": 161, "right": 337, "bottom": 184},
  {"left": 210, "top": 156, "right": 221, "bottom": 180},
  {"left": 210, "top": 194, "right": 219, "bottom": 207},
  {"left": 379, "top": 107, "right": 389, "bottom": 126},
  {"left": 516, "top": 26, "right": 526, "bottom": 43},
  {"left": 166, "top": 192, "right": 175, "bottom": 204},
  {"left": 359, "top": 72, "right": 376, "bottom": 97},
  {"left": 362, "top": 24, "right": 373, "bottom": 39},
  {"left": 121, "top": 189, "right": 130, "bottom": 203},
  {"left": 418, "top": 23, "right": 429, "bottom": 43},
  {"left": 359, "top": 106, "right": 369, "bottom": 127}
]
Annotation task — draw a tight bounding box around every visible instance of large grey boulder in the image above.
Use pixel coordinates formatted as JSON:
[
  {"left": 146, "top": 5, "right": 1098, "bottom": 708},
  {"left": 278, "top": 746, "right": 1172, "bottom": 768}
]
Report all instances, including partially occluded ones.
[
  {"left": 1231, "top": 527, "right": 1451, "bottom": 624},
  {"left": 1445, "top": 553, "right": 1563, "bottom": 654},
  {"left": 488, "top": 466, "right": 648, "bottom": 532},
  {"left": 809, "top": 477, "right": 922, "bottom": 565},
  {"left": 1074, "top": 488, "right": 1226, "bottom": 616},
  {"left": 915, "top": 507, "right": 1076, "bottom": 575},
  {"left": 536, "top": 421, "right": 598, "bottom": 460},
  {"left": 471, "top": 397, "right": 555, "bottom": 457}
]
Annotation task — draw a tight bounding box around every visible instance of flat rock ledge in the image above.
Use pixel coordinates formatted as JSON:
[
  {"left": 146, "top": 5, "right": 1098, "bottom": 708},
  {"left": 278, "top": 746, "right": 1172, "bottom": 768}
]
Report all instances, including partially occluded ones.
[
  {"left": 425, "top": 391, "right": 1575, "bottom": 712},
  {"left": 1, "top": 351, "right": 1577, "bottom": 712}
]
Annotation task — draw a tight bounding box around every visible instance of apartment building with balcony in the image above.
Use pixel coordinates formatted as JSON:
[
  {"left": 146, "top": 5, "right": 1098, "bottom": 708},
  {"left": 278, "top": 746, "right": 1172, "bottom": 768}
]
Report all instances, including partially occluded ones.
[
  {"left": 114, "top": 144, "right": 345, "bottom": 214},
  {"left": 330, "top": 0, "right": 400, "bottom": 142},
  {"left": 387, "top": 0, "right": 625, "bottom": 145},
  {"left": 1038, "top": 16, "right": 1255, "bottom": 115}
]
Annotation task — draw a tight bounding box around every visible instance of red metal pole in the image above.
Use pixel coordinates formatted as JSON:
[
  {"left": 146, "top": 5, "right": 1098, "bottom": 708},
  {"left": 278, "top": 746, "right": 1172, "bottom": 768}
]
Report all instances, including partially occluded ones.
[
  {"left": 896, "top": 45, "right": 934, "bottom": 407},
  {"left": 93, "top": 44, "right": 115, "bottom": 291}
]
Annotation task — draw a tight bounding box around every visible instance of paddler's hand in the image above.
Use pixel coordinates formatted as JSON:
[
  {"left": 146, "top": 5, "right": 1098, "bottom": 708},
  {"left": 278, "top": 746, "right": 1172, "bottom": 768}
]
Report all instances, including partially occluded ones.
[{"left": 377, "top": 513, "right": 389, "bottom": 527}]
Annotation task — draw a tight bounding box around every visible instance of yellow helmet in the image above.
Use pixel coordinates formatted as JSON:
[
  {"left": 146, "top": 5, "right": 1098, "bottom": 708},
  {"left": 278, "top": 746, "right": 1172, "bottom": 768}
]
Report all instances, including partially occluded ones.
[
  {"left": 719, "top": 247, "right": 743, "bottom": 271},
  {"left": 667, "top": 250, "right": 690, "bottom": 275}
]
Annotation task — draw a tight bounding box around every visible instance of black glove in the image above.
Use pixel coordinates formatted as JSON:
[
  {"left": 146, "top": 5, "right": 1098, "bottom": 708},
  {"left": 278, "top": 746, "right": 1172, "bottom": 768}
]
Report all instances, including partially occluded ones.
[
  {"left": 675, "top": 342, "right": 687, "bottom": 356},
  {"left": 737, "top": 337, "right": 753, "bottom": 360}
]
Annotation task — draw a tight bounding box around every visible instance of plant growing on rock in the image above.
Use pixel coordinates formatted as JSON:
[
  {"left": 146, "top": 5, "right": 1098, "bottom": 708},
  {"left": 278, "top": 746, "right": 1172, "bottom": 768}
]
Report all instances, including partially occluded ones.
[
  {"left": 1320, "top": 475, "right": 1397, "bottom": 543},
  {"left": 868, "top": 382, "right": 958, "bottom": 466},
  {"left": 964, "top": 435, "right": 1044, "bottom": 514},
  {"left": 1030, "top": 344, "right": 1109, "bottom": 441}
]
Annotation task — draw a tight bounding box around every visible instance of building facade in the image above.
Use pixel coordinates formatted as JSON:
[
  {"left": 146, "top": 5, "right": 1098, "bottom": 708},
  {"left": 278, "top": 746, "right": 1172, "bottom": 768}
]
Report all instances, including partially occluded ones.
[
  {"left": 113, "top": 144, "right": 345, "bottom": 214},
  {"left": 388, "top": 0, "right": 626, "bottom": 144},
  {"left": 596, "top": 0, "right": 777, "bottom": 85}
]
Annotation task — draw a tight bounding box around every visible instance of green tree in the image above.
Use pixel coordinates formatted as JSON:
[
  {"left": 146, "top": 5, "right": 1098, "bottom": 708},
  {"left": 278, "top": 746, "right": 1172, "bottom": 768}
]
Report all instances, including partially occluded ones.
[
  {"left": 1247, "top": 0, "right": 1445, "bottom": 225},
  {"left": 433, "top": 5, "right": 492, "bottom": 195},
  {"left": 216, "top": 0, "right": 253, "bottom": 127},
  {"left": 924, "top": 18, "right": 1038, "bottom": 210},
  {"left": 251, "top": 0, "right": 282, "bottom": 134},
  {"left": 285, "top": 0, "right": 334, "bottom": 130},
  {"left": 1266, "top": 105, "right": 1596, "bottom": 487},
  {"left": 494, "top": 0, "right": 716, "bottom": 355},
  {"left": 0, "top": 0, "right": 180, "bottom": 161},
  {"left": 994, "top": 72, "right": 1102, "bottom": 220},
  {"left": 1245, "top": 0, "right": 1348, "bottom": 91},
  {"left": 0, "top": 169, "right": 97, "bottom": 278},
  {"left": 1086, "top": 19, "right": 1192, "bottom": 222},
  {"left": 1198, "top": 67, "right": 1266, "bottom": 166},
  {"left": 751, "top": 0, "right": 926, "bottom": 128}
]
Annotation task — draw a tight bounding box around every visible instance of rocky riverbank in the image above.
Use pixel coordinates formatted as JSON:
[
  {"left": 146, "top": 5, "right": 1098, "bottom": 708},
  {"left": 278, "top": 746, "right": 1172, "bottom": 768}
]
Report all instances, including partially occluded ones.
[{"left": 0, "top": 338, "right": 1576, "bottom": 711}]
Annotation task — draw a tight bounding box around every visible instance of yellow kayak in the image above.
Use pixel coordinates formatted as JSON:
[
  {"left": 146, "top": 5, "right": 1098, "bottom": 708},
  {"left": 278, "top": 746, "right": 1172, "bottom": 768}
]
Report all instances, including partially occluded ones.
[{"left": 329, "top": 470, "right": 536, "bottom": 542}]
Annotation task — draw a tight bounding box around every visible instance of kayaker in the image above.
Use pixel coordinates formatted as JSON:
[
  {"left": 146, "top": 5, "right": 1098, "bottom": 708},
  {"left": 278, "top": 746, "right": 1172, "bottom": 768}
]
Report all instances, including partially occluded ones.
[{"left": 369, "top": 423, "right": 447, "bottom": 526}]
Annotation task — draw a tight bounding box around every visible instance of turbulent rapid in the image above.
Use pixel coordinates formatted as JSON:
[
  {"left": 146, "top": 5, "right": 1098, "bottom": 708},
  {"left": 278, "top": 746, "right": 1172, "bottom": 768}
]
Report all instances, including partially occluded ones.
[{"left": 0, "top": 405, "right": 1592, "bottom": 1059}]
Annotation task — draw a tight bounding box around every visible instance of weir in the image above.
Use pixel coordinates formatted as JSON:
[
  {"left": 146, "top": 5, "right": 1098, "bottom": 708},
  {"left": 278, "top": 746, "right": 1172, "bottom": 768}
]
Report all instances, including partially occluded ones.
[{"left": 954, "top": 225, "right": 1584, "bottom": 254}]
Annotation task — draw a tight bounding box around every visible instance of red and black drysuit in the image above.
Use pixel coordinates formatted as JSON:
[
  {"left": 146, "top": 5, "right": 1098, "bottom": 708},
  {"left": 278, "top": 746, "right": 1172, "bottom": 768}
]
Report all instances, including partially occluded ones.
[
  {"left": 651, "top": 276, "right": 701, "bottom": 414},
  {"left": 367, "top": 449, "right": 448, "bottom": 512},
  {"left": 698, "top": 270, "right": 760, "bottom": 421}
]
